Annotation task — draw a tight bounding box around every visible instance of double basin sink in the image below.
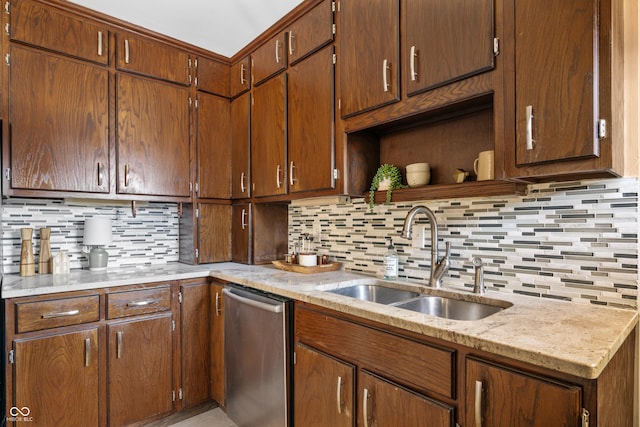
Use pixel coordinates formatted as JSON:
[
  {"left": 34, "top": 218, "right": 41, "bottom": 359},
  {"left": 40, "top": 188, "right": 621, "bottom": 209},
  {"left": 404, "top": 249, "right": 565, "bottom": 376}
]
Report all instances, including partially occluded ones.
[{"left": 326, "top": 281, "right": 511, "bottom": 321}]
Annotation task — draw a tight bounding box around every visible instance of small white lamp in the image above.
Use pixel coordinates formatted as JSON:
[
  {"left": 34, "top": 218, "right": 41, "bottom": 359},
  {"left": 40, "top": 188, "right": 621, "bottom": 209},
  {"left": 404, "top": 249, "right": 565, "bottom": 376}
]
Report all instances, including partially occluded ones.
[{"left": 83, "top": 217, "right": 113, "bottom": 271}]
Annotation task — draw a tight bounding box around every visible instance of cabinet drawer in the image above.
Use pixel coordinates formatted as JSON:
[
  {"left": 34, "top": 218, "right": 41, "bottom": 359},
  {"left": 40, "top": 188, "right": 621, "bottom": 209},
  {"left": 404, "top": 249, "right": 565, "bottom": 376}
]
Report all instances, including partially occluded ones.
[
  {"left": 296, "top": 305, "right": 455, "bottom": 399},
  {"left": 15, "top": 295, "right": 100, "bottom": 333},
  {"left": 107, "top": 286, "right": 171, "bottom": 319}
]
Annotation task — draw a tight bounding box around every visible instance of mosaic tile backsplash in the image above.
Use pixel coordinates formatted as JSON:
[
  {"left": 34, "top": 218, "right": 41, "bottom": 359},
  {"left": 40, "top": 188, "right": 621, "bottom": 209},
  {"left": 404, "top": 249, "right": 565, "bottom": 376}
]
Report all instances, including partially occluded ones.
[
  {"left": 2, "top": 199, "right": 179, "bottom": 274},
  {"left": 290, "top": 178, "right": 639, "bottom": 309}
]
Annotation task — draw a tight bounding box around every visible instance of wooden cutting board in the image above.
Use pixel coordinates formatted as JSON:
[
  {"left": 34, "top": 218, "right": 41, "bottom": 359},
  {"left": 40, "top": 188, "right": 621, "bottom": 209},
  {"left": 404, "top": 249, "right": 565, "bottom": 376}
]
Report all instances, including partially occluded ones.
[{"left": 272, "top": 260, "right": 342, "bottom": 274}]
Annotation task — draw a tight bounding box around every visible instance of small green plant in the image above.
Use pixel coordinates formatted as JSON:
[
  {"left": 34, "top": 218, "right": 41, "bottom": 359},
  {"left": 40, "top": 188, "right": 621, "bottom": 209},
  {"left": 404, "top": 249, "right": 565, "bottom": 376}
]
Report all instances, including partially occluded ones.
[{"left": 369, "top": 164, "right": 406, "bottom": 211}]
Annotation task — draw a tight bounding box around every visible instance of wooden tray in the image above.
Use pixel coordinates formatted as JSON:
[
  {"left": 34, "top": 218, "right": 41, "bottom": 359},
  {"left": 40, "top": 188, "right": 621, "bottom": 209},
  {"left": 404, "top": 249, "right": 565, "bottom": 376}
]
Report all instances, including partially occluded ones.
[{"left": 272, "top": 260, "right": 342, "bottom": 274}]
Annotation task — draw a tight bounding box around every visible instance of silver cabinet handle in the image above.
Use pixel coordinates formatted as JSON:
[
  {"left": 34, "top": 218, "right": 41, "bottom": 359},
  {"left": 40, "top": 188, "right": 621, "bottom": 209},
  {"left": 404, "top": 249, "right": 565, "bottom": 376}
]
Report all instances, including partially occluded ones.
[
  {"left": 215, "top": 292, "right": 222, "bottom": 316},
  {"left": 124, "top": 39, "right": 130, "bottom": 64},
  {"left": 410, "top": 45, "right": 417, "bottom": 81},
  {"left": 85, "top": 338, "right": 91, "bottom": 367},
  {"left": 363, "top": 388, "right": 371, "bottom": 427},
  {"left": 240, "top": 63, "right": 246, "bottom": 85},
  {"left": 42, "top": 309, "right": 80, "bottom": 319},
  {"left": 475, "top": 380, "right": 483, "bottom": 427},
  {"left": 116, "top": 331, "right": 123, "bottom": 359},
  {"left": 276, "top": 164, "right": 282, "bottom": 188},
  {"left": 124, "top": 164, "right": 130, "bottom": 187},
  {"left": 336, "top": 377, "right": 342, "bottom": 414},
  {"left": 383, "top": 59, "right": 390, "bottom": 92},
  {"left": 241, "top": 208, "right": 248, "bottom": 230},
  {"left": 240, "top": 171, "right": 246, "bottom": 193},
  {"left": 275, "top": 39, "right": 281, "bottom": 64},
  {"left": 97, "top": 162, "right": 104, "bottom": 187},
  {"left": 126, "top": 299, "right": 157, "bottom": 307},
  {"left": 289, "top": 161, "right": 296, "bottom": 186},
  {"left": 97, "top": 31, "right": 103, "bottom": 56},
  {"left": 288, "top": 31, "right": 295, "bottom": 56},
  {"left": 526, "top": 105, "right": 534, "bottom": 150}
]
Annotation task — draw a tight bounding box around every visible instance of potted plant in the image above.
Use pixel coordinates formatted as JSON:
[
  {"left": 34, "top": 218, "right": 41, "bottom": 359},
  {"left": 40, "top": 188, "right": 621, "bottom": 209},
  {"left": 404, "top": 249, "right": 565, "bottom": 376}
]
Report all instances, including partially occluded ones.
[{"left": 369, "top": 164, "right": 406, "bottom": 210}]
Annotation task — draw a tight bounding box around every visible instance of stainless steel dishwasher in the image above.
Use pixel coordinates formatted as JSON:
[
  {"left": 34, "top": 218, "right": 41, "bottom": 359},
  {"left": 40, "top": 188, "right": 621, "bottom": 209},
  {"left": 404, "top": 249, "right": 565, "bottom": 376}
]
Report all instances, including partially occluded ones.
[{"left": 223, "top": 284, "right": 292, "bottom": 427}]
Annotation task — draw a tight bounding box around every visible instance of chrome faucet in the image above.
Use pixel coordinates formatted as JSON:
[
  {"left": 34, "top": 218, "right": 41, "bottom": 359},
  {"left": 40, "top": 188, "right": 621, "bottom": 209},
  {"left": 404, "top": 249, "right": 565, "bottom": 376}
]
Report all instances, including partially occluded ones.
[
  {"left": 401, "top": 206, "right": 451, "bottom": 287},
  {"left": 472, "top": 256, "right": 486, "bottom": 294}
]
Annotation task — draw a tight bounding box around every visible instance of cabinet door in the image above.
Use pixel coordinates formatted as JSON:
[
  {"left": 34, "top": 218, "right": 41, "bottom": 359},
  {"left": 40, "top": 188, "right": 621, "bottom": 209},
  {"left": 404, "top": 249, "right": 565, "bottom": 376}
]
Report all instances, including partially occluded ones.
[
  {"left": 230, "top": 56, "right": 251, "bottom": 97},
  {"left": 181, "top": 281, "right": 211, "bottom": 408},
  {"left": 10, "top": 0, "right": 109, "bottom": 64},
  {"left": 197, "top": 93, "right": 231, "bottom": 199},
  {"left": 231, "top": 93, "right": 251, "bottom": 199},
  {"left": 339, "top": 0, "right": 399, "bottom": 117},
  {"left": 251, "top": 73, "right": 287, "bottom": 197},
  {"left": 9, "top": 46, "right": 109, "bottom": 193},
  {"left": 196, "top": 57, "right": 230, "bottom": 97},
  {"left": 198, "top": 203, "right": 232, "bottom": 263},
  {"left": 13, "top": 328, "right": 99, "bottom": 427},
  {"left": 117, "top": 73, "right": 191, "bottom": 197},
  {"left": 359, "top": 370, "right": 454, "bottom": 427},
  {"left": 465, "top": 358, "right": 582, "bottom": 427},
  {"left": 288, "top": 45, "right": 335, "bottom": 193},
  {"left": 108, "top": 314, "right": 173, "bottom": 427},
  {"left": 231, "top": 203, "right": 251, "bottom": 263},
  {"left": 116, "top": 33, "right": 190, "bottom": 85},
  {"left": 403, "top": 0, "right": 494, "bottom": 96},
  {"left": 287, "top": 0, "right": 334, "bottom": 65},
  {"left": 251, "top": 32, "right": 287, "bottom": 86},
  {"left": 210, "top": 283, "right": 225, "bottom": 404},
  {"left": 294, "top": 343, "right": 354, "bottom": 427},
  {"left": 515, "top": 0, "right": 598, "bottom": 165}
]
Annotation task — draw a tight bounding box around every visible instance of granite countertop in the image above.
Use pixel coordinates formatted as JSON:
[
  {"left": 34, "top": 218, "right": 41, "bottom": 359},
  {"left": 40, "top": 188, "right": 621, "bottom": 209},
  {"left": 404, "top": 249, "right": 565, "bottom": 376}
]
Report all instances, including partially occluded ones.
[{"left": 3, "top": 262, "right": 637, "bottom": 380}]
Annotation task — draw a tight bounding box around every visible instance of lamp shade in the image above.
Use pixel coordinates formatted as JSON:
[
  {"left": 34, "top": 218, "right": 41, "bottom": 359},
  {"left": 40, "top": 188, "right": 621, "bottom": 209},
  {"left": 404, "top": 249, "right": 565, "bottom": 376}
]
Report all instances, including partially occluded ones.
[{"left": 83, "top": 217, "right": 113, "bottom": 246}]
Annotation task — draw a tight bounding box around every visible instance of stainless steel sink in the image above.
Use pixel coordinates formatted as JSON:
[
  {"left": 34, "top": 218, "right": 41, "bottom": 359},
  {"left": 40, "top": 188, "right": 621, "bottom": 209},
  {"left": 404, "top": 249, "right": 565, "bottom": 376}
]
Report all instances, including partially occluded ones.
[
  {"left": 328, "top": 284, "right": 420, "bottom": 305},
  {"left": 395, "top": 296, "right": 505, "bottom": 321}
]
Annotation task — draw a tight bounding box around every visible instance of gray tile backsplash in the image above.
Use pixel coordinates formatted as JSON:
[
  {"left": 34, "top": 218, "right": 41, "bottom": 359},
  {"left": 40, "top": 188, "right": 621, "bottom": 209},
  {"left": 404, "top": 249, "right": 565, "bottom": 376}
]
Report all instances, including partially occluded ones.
[{"left": 289, "top": 178, "right": 639, "bottom": 309}]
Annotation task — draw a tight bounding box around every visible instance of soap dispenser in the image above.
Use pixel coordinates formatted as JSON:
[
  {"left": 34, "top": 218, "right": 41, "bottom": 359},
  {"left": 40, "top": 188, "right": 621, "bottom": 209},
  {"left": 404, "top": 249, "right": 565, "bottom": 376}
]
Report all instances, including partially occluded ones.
[{"left": 383, "top": 237, "right": 398, "bottom": 280}]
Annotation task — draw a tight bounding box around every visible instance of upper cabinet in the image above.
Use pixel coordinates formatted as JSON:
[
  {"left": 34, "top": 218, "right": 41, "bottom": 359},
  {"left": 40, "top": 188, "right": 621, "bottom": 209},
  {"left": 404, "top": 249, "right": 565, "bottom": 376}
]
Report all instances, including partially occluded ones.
[
  {"left": 338, "top": 0, "right": 399, "bottom": 118},
  {"left": 115, "top": 32, "right": 190, "bottom": 85},
  {"left": 230, "top": 56, "right": 251, "bottom": 97},
  {"left": 196, "top": 56, "right": 230, "bottom": 97},
  {"left": 286, "top": 0, "right": 334, "bottom": 66},
  {"left": 196, "top": 93, "right": 231, "bottom": 199},
  {"left": 9, "top": 0, "right": 109, "bottom": 64},
  {"left": 402, "top": 0, "right": 494, "bottom": 97},
  {"left": 116, "top": 73, "right": 191, "bottom": 197},
  {"left": 231, "top": 93, "right": 251, "bottom": 199},
  {"left": 251, "top": 31, "right": 287, "bottom": 86},
  {"left": 8, "top": 45, "right": 110, "bottom": 193}
]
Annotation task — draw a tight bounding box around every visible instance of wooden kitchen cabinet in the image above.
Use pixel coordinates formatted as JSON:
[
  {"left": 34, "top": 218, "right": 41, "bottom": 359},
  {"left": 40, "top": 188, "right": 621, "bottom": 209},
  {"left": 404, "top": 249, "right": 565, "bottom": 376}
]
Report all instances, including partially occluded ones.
[
  {"left": 116, "top": 73, "right": 191, "bottom": 198},
  {"left": 7, "top": 45, "right": 109, "bottom": 193},
  {"left": 402, "top": 0, "right": 494, "bottom": 97},
  {"left": 198, "top": 203, "right": 232, "bottom": 263},
  {"left": 294, "top": 343, "right": 355, "bottom": 427},
  {"left": 230, "top": 56, "right": 251, "bottom": 97},
  {"left": 115, "top": 32, "right": 190, "bottom": 85},
  {"left": 465, "top": 357, "right": 582, "bottom": 427},
  {"left": 250, "top": 73, "right": 287, "bottom": 197},
  {"left": 232, "top": 203, "right": 288, "bottom": 264},
  {"left": 180, "top": 279, "right": 211, "bottom": 408},
  {"left": 196, "top": 56, "right": 230, "bottom": 97},
  {"left": 10, "top": 0, "right": 109, "bottom": 64},
  {"left": 231, "top": 203, "right": 251, "bottom": 263},
  {"left": 338, "top": 0, "right": 399, "bottom": 118},
  {"left": 286, "top": 0, "right": 334, "bottom": 66},
  {"left": 231, "top": 92, "right": 251, "bottom": 199},
  {"left": 288, "top": 45, "right": 335, "bottom": 194},
  {"left": 209, "top": 282, "right": 226, "bottom": 405},
  {"left": 196, "top": 92, "right": 231, "bottom": 199},
  {"left": 251, "top": 31, "right": 287, "bottom": 86},
  {"left": 13, "top": 328, "right": 100, "bottom": 427}
]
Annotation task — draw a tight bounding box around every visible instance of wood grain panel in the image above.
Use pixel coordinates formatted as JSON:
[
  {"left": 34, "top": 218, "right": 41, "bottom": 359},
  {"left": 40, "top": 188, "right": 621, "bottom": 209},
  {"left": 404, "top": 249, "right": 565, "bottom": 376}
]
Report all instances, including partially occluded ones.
[
  {"left": 251, "top": 32, "right": 287, "bottom": 86},
  {"left": 197, "top": 93, "right": 231, "bottom": 199},
  {"left": 106, "top": 286, "right": 171, "bottom": 319},
  {"left": 198, "top": 203, "right": 232, "bottom": 263},
  {"left": 210, "top": 283, "right": 225, "bottom": 405},
  {"left": 287, "top": 0, "right": 334, "bottom": 66},
  {"left": 196, "top": 57, "right": 230, "bottom": 97},
  {"left": 16, "top": 295, "right": 100, "bottom": 333},
  {"left": 230, "top": 56, "right": 251, "bottom": 97},
  {"left": 231, "top": 93, "right": 251, "bottom": 199}
]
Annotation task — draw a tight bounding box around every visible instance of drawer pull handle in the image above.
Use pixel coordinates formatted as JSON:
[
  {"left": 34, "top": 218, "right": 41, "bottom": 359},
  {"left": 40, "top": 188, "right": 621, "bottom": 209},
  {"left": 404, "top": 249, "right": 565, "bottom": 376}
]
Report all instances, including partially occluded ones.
[
  {"left": 85, "top": 338, "right": 91, "bottom": 367},
  {"left": 215, "top": 292, "right": 222, "bottom": 316},
  {"left": 97, "top": 162, "right": 104, "bottom": 187},
  {"left": 410, "top": 45, "right": 417, "bottom": 81},
  {"left": 383, "top": 59, "right": 390, "bottom": 92},
  {"left": 124, "top": 164, "right": 130, "bottom": 188},
  {"left": 97, "top": 31, "right": 103, "bottom": 56},
  {"left": 240, "top": 63, "right": 247, "bottom": 85},
  {"left": 475, "top": 380, "right": 483, "bottom": 427},
  {"left": 126, "top": 299, "right": 157, "bottom": 307},
  {"left": 363, "top": 388, "right": 371, "bottom": 427},
  {"left": 275, "top": 39, "right": 281, "bottom": 64},
  {"left": 336, "top": 376, "right": 344, "bottom": 414},
  {"left": 41, "top": 309, "right": 80, "bottom": 319},
  {"left": 526, "top": 105, "right": 535, "bottom": 150},
  {"left": 116, "top": 331, "right": 123, "bottom": 359},
  {"left": 124, "top": 39, "right": 130, "bottom": 64}
]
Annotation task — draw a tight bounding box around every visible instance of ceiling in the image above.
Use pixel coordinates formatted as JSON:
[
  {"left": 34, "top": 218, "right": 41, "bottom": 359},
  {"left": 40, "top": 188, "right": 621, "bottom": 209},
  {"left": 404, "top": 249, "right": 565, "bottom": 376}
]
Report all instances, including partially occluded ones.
[{"left": 68, "top": 0, "right": 305, "bottom": 58}]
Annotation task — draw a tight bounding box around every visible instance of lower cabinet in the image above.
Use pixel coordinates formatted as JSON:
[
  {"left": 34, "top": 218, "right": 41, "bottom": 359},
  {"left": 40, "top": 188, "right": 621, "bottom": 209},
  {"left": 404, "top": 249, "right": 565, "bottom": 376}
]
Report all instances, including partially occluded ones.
[{"left": 209, "top": 282, "right": 225, "bottom": 405}]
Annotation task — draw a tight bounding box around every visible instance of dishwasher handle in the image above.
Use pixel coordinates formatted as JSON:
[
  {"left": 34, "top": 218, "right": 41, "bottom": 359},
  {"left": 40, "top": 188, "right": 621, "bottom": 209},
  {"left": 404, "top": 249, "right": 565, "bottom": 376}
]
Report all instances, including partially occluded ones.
[{"left": 223, "top": 288, "right": 283, "bottom": 314}]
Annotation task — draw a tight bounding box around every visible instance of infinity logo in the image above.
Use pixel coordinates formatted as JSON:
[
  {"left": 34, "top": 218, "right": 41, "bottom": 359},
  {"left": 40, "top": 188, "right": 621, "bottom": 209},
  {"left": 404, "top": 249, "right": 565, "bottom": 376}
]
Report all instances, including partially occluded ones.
[{"left": 9, "top": 406, "right": 30, "bottom": 417}]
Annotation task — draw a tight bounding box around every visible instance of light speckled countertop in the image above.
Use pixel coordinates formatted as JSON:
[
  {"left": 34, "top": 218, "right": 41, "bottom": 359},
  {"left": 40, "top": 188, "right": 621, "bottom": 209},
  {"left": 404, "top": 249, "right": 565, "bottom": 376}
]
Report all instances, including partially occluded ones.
[{"left": 3, "top": 262, "right": 637, "bottom": 380}]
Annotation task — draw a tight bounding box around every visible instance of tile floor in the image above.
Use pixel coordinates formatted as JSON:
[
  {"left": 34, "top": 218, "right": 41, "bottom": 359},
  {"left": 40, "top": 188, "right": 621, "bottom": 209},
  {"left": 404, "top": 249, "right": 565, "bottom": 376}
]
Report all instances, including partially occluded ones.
[{"left": 168, "top": 408, "right": 236, "bottom": 427}]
